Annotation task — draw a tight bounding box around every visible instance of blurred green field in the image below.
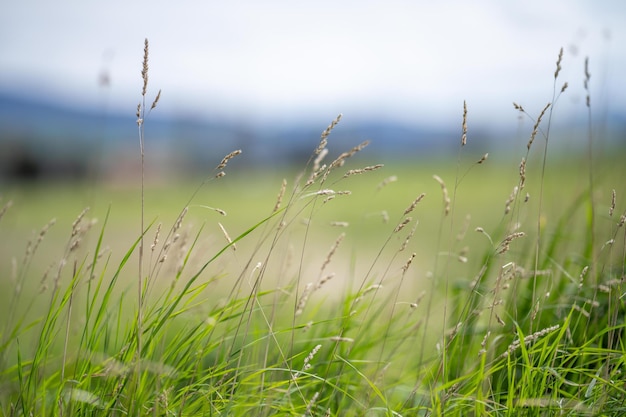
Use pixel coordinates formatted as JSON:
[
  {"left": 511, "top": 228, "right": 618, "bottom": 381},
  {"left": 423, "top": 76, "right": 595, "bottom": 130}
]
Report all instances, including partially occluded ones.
[{"left": 2, "top": 151, "right": 624, "bottom": 301}]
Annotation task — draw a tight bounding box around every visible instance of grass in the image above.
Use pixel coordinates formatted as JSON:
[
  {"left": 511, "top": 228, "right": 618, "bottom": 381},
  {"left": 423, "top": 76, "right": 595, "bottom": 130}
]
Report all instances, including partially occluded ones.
[{"left": 0, "top": 41, "right": 625, "bottom": 416}]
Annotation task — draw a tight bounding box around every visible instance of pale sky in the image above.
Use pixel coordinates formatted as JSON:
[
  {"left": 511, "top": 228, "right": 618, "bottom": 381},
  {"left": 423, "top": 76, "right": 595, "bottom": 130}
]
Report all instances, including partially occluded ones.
[{"left": 1, "top": 1, "right": 624, "bottom": 127}]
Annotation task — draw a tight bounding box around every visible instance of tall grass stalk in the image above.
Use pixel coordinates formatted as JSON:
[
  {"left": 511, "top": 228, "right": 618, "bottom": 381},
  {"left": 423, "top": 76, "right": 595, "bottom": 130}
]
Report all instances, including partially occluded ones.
[
  {"left": 584, "top": 57, "right": 596, "bottom": 271},
  {"left": 136, "top": 38, "right": 149, "bottom": 366}
]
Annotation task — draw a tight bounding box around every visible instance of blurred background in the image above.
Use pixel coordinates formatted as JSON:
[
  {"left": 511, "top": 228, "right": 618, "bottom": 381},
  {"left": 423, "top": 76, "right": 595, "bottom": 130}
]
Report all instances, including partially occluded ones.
[{"left": 0, "top": 0, "right": 625, "bottom": 183}]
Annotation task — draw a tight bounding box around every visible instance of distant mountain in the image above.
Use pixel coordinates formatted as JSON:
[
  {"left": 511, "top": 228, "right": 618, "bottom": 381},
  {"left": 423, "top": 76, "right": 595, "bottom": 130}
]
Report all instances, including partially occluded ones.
[
  {"left": 0, "top": 90, "right": 623, "bottom": 181},
  {"left": 0, "top": 90, "right": 450, "bottom": 179}
]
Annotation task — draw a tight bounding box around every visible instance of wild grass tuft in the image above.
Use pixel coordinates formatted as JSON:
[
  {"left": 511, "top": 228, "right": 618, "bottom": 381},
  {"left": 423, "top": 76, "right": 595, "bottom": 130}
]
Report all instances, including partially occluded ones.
[{"left": 0, "top": 43, "right": 624, "bottom": 417}]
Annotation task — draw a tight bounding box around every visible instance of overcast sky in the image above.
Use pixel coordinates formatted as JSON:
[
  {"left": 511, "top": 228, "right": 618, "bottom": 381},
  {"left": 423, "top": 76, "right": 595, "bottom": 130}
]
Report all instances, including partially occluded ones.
[{"left": 1, "top": 1, "right": 624, "bottom": 127}]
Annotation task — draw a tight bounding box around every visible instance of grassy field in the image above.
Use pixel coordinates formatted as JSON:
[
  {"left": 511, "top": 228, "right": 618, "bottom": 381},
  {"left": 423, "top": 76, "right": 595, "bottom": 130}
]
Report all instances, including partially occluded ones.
[{"left": 0, "top": 42, "right": 625, "bottom": 416}]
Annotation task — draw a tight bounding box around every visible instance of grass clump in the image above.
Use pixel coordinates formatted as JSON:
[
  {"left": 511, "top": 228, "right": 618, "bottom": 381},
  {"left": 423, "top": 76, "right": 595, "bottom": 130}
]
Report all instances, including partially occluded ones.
[{"left": 0, "top": 42, "right": 624, "bottom": 417}]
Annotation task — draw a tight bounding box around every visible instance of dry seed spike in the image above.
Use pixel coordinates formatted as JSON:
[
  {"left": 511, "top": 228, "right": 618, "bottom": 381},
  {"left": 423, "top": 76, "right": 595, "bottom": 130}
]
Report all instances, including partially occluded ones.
[
  {"left": 461, "top": 100, "right": 468, "bottom": 146},
  {"left": 141, "top": 38, "right": 149, "bottom": 96},
  {"left": 554, "top": 47, "right": 563, "bottom": 79},
  {"left": 527, "top": 103, "right": 551, "bottom": 151}
]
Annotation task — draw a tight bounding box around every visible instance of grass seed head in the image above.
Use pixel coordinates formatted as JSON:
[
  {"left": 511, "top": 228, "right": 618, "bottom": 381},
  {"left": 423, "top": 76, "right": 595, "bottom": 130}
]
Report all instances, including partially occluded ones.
[
  {"left": 554, "top": 47, "right": 563, "bottom": 79},
  {"left": 578, "top": 265, "right": 589, "bottom": 288},
  {"left": 320, "top": 233, "right": 345, "bottom": 274},
  {"left": 273, "top": 178, "right": 287, "bottom": 213},
  {"left": 401, "top": 252, "right": 416, "bottom": 274},
  {"left": 404, "top": 193, "right": 426, "bottom": 215},
  {"left": 504, "top": 186, "right": 519, "bottom": 215},
  {"left": 609, "top": 189, "right": 616, "bottom": 217},
  {"left": 306, "top": 164, "right": 326, "bottom": 187},
  {"left": 433, "top": 175, "right": 450, "bottom": 216},
  {"left": 151, "top": 223, "right": 162, "bottom": 252},
  {"left": 497, "top": 232, "right": 525, "bottom": 254},
  {"left": 394, "top": 217, "right": 411, "bottom": 233},
  {"left": 141, "top": 38, "right": 149, "bottom": 96},
  {"left": 317, "top": 273, "right": 335, "bottom": 289},
  {"left": 527, "top": 102, "right": 551, "bottom": 150},
  {"left": 150, "top": 89, "right": 161, "bottom": 110},
  {"left": 218, "top": 222, "right": 236, "bottom": 251},
  {"left": 313, "top": 148, "right": 328, "bottom": 173},
  {"left": 305, "top": 392, "right": 320, "bottom": 416},
  {"left": 295, "top": 283, "right": 313, "bottom": 316},
  {"left": 216, "top": 149, "right": 242, "bottom": 170},
  {"left": 343, "top": 164, "right": 384, "bottom": 178},
  {"left": 136, "top": 103, "right": 143, "bottom": 126},
  {"left": 315, "top": 114, "right": 342, "bottom": 156},
  {"left": 174, "top": 207, "right": 188, "bottom": 232},
  {"left": 461, "top": 100, "right": 468, "bottom": 146},
  {"left": 501, "top": 325, "right": 560, "bottom": 359},
  {"left": 400, "top": 221, "right": 418, "bottom": 252},
  {"left": 321, "top": 140, "right": 370, "bottom": 184},
  {"left": 480, "top": 331, "right": 491, "bottom": 349},
  {"left": 304, "top": 344, "right": 322, "bottom": 367},
  {"left": 71, "top": 207, "right": 90, "bottom": 237}
]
